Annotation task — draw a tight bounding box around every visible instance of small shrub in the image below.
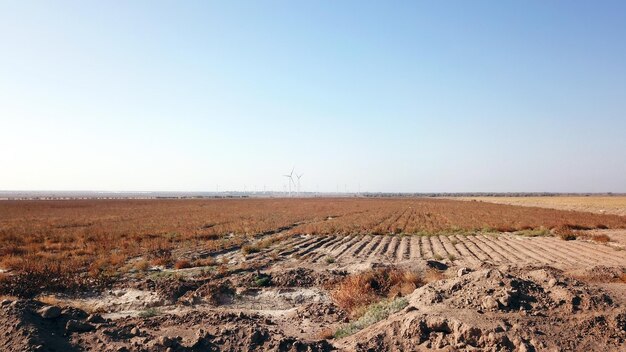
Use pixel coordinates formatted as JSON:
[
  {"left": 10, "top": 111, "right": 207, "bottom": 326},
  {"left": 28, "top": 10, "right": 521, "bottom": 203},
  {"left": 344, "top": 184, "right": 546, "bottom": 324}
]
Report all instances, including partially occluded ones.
[
  {"left": 325, "top": 256, "right": 335, "bottom": 264},
  {"left": 433, "top": 254, "right": 443, "bottom": 261},
  {"left": 195, "top": 257, "right": 216, "bottom": 267},
  {"left": 516, "top": 228, "right": 550, "bottom": 237},
  {"left": 138, "top": 308, "right": 160, "bottom": 318},
  {"left": 174, "top": 259, "right": 192, "bottom": 269},
  {"left": 217, "top": 264, "right": 228, "bottom": 276},
  {"left": 254, "top": 274, "right": 272, "bottom": 287},
  {"left": 134, "top": 259, "right": 150, "bottom": 272},
  {"left": 554, "top": 226, "right": 577, "bottom": 241},
  {"left": 150, "top": 257, "right": 170, "bottom": 267},
  {"left": 331, "top": 267, "right": 422, "bottom": 316},
  {"left": 334, "top": 297, "right": 408, "bottom": 338},
  {"left": 316, "top": 327, "right": 335, "bottom": 340},
  {"left": 241, "top": 245, "right": 260, "bottom": 255},
  {"left": 562, "top": 224, "right": 592, "bottom": 231},
  {"left": 591, "top": 234, "right": 610, "bottom": 243},
  {"left": 447, "top": 254, "right": 456, "bottom": 261}
]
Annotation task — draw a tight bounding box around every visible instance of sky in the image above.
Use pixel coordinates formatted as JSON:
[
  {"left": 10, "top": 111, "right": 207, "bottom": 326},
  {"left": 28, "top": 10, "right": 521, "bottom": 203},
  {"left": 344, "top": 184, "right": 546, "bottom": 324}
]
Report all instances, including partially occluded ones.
[{"left": 1, "top": 1, "right": 625, "bottom": 193}]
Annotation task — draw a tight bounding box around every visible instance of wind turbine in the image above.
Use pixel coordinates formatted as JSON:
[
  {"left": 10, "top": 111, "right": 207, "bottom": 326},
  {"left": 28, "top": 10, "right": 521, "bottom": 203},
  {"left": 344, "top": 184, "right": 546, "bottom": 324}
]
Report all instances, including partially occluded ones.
[
  {"left": 283, "top": 167, "right": 295, "bottom": 197},
  {"left": 296, "top": 173, "right": 304, "bottom": 196}
]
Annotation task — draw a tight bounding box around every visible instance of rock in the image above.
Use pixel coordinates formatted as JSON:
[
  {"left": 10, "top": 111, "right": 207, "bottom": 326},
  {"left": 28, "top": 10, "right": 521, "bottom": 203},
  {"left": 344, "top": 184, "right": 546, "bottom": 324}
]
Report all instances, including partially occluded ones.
[
  {"left": 548, "top": 278, "right": 558, "bottom": 288},
  {"left": 38, "top": 306, "right": 62, "bottom": 319},
  {"left": 481, "top": 296, "right": 499, "bottom": 310},
  {"left": 66, "top": 320, "right": 95, "bottom": 333},
  {"left": 131, "top": 327, "right": 141, "bottom": 336},
  {"left": 518, "top": 341, "right": 531, "bottom": 352},
  {"left": 0, "top": 299, "right": 11, "bottom": 306},
  {"left": 498, "top": 291, "right": 512, "bottom": 307},
  {"left": 457, "top": 267, "right": 471, "bottom": 277},
  {"left": 86, "top": 314, "right": 105, "bottom": 324},
  {"left": 426, "top": 260, "right": 448, "bottom": 271},
  {"left": 250, "top": 329, "right": 265, "bottom": 344},
  {"left": 484, "top": 269, "right": 503, "bottom": 280},
  {"left": 157, "top": 336, "right": 174, "bottom": 347}
]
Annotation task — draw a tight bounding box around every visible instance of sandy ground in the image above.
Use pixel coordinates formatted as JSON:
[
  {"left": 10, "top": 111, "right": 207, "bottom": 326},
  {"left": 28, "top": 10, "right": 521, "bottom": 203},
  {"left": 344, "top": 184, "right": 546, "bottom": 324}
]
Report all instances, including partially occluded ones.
[{"left": 454, "top": 196, "right": 626, "bottom": 216}]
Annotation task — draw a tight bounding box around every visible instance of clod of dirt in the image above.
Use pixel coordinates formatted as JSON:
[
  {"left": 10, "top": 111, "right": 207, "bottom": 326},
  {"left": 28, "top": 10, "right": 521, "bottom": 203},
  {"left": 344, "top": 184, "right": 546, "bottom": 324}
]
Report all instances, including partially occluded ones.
[
  {"left": 86, "top": 314, "right": 106, "bottom": 324},
  {"left": 457, "top": 267, "right": 471, "bottom": 277},
  {"left": 66, "top": 319, "right": 95, "bottom": 333},
  {"left": 38, "top": 305, "right": 61, "bottom": 319},
  {"left": 154, "top": 278, "right": 201, "bottom": 303},
  {"left": 0, "top": 299, "right": 95, "bottom": 351},
  {"left": 180, "top": 279, "right": 235, "bottom": 305}
]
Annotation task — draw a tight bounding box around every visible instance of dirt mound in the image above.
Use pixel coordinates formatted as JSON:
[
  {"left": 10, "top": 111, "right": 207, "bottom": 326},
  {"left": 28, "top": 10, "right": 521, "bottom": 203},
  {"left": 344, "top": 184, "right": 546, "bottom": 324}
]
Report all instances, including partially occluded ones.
[
  {"left": 270, "top": 268, "right": 346, "bottom": 287},
  {"left": 568, "top": 265, "right": 626, "bottom": 283},
  {"left": 295, "top": 302, "right": 348, "bottom": 324},
  {"left": 91, "top": 310, "right": 333, "bottom": 351},
  {"left": 340, "top": 266, "right": 626, "bottom": 351},
  {"left": 0, "top": 299, "right": 102, "bottom": 351},
  {"left": 1, "top": 299, "right": 333, "bottom": 351}
]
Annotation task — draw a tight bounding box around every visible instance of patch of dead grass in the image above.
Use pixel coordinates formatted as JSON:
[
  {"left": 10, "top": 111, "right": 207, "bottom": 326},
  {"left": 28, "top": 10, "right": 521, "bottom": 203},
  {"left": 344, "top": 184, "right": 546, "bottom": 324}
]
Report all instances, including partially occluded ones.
[
  {"left": 591, "top": 234, "right": 611, "bottom": 243},
  {"left": 331, "top": 267, "right": 423, "bottom": 317}
]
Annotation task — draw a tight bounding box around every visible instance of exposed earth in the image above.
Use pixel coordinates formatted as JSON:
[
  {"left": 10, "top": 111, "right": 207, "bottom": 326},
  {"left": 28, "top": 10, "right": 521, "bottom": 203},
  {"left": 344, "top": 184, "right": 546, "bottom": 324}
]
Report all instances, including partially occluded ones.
[{"left": 2, "top": 230, "right": 625, "bottom": 351}]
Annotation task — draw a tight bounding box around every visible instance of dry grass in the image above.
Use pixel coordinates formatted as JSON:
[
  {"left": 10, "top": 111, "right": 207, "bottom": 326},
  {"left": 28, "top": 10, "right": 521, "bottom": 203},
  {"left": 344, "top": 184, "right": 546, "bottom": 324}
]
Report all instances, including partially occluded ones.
[
  {"left": 36, "top": 295, "right": 102, "bottom": 314},
  {"left": 457, "top": 196, "right": 626, "bottom": 216},
  {"left": 2, "top": 198, "right": 625, "bottom": 297},
  {"left": 316, "top": 327, "right": 335, "bottom": 340},
  {"left": 174, "top": 259, "right": 192, "bottom": 270},
  {"left": 591, "top": 234, "right": 611, "bottom": 243},
  {"left": 554, "top": 226, "right": 577, "bottom": 241},
  {"left": 330, "top": 267, "right": 423, "bottom": 317},
  {"left": 423, "top": 268, "right": 447, "bottom": 283}
]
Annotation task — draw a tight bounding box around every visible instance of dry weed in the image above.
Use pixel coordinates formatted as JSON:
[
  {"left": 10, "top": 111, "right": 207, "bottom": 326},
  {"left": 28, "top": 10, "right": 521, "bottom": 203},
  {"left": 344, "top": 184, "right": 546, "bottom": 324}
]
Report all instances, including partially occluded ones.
[{"left": 331, "top": 267, "right": 423, "bottom": 317}]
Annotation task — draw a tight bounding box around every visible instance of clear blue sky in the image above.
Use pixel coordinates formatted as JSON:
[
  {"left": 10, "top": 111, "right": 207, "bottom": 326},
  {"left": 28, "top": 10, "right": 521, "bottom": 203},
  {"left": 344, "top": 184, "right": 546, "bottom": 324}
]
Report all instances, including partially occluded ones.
[{"left": 1, "top": 1, "right": 625, "bottom": 192}]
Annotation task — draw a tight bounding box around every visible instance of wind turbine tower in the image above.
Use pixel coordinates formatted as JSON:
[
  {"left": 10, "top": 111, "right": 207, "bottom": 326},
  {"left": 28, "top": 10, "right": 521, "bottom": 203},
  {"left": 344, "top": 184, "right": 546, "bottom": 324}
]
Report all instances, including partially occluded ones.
[
  {"left": 283, "top": 167, "right": 295, "bottom": 197},
  {"left": 296, "top": 173, "right": 303, "bottom": 196}
]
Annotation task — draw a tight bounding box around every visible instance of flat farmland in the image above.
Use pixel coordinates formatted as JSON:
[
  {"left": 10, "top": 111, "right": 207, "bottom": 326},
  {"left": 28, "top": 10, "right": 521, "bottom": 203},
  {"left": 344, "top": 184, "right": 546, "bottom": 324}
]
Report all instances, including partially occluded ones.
[
  {"left": 455, "top": 196, "right": 626, "bottom": 216},
  {"left": 2, "top": 198, "right": 626, "bottom": 351},
  {"left": 2, "top": 197, "right": 626, "bottom": 277}
]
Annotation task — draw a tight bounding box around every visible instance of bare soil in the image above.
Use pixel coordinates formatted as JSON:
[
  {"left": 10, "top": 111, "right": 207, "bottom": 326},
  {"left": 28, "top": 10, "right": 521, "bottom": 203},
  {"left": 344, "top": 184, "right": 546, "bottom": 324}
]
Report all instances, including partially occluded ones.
[{"left": 2, "top": 229, "right": 625, "bottom": 351}]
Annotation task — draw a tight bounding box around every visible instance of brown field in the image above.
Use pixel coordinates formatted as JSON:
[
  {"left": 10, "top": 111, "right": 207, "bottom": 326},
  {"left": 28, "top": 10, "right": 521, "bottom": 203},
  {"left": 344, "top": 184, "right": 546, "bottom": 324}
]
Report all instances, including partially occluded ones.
[
  {"left": 455, "top": 196, "right": 626, "bottom": 216},
  {"left": 2, "top": 197, "right": 625, "bottom": 279},
  {"left": 2, "top": 198, "right": 626, "bottom": 351}
]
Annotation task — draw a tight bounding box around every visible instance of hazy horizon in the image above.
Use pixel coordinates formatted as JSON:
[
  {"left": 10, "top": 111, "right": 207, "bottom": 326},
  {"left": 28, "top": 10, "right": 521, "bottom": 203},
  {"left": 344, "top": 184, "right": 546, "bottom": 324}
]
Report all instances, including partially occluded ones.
[{"left": 2, "top": 1, "right": 626, "bottom": 193}]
